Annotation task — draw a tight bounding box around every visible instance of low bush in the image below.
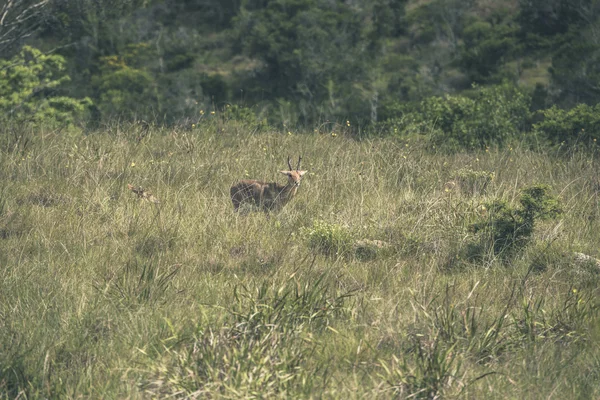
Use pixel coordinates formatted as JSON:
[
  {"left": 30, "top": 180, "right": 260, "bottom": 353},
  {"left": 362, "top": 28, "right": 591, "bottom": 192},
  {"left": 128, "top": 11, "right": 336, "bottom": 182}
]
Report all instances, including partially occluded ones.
[
  {"left": 468, "top": 184, "right": 561, "bottom": 260},
  {"left": 222, "top": 104, "right": 269, "bottom": 131},
  {"left": 533, "top": 103, "right": 600, "bottom": 147},
  {"left": 381, "top": 84, "right": 532, "bottom": 150},
  {"left": 301, "top": 220, "right": 354, "bottom": 257}
]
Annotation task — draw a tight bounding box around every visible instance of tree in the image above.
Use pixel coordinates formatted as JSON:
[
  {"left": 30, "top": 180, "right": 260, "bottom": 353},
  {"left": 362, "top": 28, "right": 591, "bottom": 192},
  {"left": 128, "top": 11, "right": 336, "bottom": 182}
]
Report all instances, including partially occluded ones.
[
  {"left": 0, "top": 0, "right": 49, "bottom": 55},
  {"left": 549, "top": 40, "right": 600, "bottom": 106},
  {"left": 233, "top": 0, "right": 408, "bottom": 124},
  {"left": 459, "top": 21, "right": 519, "bottom": 83},
  {"left": 91, "top": 45, "right": 158, "bottom": 119},
  {"left": 518, "top": 0, "right": 589, "bottom": 37},
  {"left": 0, "top": 46, "right": 91, "bottom": 125}
]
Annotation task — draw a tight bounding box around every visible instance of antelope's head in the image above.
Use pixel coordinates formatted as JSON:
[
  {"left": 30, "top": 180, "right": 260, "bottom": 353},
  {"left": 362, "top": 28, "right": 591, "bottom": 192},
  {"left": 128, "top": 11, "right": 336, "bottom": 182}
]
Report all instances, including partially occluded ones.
[{"left": 280, "top": 156, "right": 307, "bottom": 187}]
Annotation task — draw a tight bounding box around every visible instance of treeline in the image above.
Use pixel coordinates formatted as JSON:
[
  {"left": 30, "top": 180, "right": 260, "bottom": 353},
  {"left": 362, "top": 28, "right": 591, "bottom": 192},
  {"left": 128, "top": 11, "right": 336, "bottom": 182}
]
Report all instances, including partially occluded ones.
[{"left": 1, "top": 0, "right": 599, "bottom": 135}]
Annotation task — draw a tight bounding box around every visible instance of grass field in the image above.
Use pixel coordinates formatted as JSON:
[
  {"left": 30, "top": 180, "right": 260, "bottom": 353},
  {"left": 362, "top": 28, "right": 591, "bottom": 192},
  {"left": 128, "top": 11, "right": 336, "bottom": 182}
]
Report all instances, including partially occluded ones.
[{"left": 1, "top": 121, "right": 599, "bottom": 398}]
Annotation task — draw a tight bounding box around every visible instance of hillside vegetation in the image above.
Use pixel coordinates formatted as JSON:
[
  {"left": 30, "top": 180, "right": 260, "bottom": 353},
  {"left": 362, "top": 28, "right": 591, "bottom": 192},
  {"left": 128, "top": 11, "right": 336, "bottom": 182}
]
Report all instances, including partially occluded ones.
[
  {"left": 2, "top": 0, "right": 600, "bottom": 398},
  {"left": 1, "top": 121, "right": 599, "bottom": 398},
  {"left": 1, "top": 0, "right": 600, "bottom": 127}
]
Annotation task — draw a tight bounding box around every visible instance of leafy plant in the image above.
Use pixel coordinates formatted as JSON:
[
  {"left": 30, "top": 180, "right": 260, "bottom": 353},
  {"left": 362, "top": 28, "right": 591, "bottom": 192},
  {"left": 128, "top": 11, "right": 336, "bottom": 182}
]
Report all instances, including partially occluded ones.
[
  {"left": 459, "top": 20, "right": 519, "bottom": 83},
  {"left": 301, "top": 220, "right": 354, "bottom": 257},
  {"left": 222, "top": 104, "right": 269, "bottom": 131},
  {"left": 386, "top": 83, "right": 532, "bottom": 150},
  {"left": 93, "top": 52, "right": 157, "bottom": 119},
  {"left": 468, "top": 184, "right": 561, "bottom": 259},
  {"left": 0, "top": 46, "right": 91, "bottom": 125},
  {"left": 533, "top": 103, "right": 600, "bottom": 147}
]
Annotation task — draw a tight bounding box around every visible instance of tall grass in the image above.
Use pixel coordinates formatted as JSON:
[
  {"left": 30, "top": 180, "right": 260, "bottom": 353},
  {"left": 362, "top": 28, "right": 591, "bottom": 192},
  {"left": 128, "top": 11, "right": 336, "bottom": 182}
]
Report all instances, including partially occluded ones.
[{"left": 1, "top": 122, "right": 599, "bottom": 398}]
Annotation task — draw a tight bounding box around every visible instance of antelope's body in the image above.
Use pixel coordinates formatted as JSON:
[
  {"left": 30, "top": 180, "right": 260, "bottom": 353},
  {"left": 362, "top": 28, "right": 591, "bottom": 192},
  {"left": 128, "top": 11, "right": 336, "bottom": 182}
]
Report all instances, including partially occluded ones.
[{"left": 230, "top": 156, "right": 307, "bottom": 212}]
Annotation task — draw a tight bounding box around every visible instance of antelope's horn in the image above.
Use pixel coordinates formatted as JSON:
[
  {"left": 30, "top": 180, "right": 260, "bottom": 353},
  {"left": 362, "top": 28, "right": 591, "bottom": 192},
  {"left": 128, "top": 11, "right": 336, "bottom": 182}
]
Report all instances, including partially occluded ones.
[
  {"left": 296, "top": 156, "right": 302, "bottom": 170},
  {"left": 287, "top": 156, "right": 293, "bottom": 170}
]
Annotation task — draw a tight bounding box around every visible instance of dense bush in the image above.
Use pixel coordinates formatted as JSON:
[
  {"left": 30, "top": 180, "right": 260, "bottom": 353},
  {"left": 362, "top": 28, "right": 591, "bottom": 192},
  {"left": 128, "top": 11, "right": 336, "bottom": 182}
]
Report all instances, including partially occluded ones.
[
  {"left": 384, "top": 84, "right": 532, "bottom": 150},
  {"left": 92, "top": 48, "right": 158, "bottom": 119},
  {"left": 2, "top": 0, "right": 599, "bottom": 126},
  {"left": 0, "top": 46, "right": 91, "bottom": 126},
  {"left": 222, "top": 104, "right": 269, "bottom": 131},
  {"left": 468, "top": 184, "right": 561, "bottom": 259},
  {"left": 459, "top": 21, "right": 519, "bottom": 83},
  {"left": 533, "top": 103, "right": 600, "bottom": 147}
]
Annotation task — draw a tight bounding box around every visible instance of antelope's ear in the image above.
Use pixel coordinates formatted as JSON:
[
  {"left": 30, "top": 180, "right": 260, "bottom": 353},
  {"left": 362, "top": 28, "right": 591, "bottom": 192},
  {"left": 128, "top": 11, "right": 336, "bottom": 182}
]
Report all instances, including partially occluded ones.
[
  {"left": 298, "top": 170, "right": 307, "bottom": 176},
  {"left": 280, "top": 170, "right": 291, "bottom": 176}
]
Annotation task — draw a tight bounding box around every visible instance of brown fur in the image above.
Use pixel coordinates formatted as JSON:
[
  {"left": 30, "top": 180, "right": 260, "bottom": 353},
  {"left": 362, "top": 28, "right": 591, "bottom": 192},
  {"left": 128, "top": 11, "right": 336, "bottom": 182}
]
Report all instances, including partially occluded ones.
[{"left": 230, "top": 157, "right": 307, "bottom": 212}]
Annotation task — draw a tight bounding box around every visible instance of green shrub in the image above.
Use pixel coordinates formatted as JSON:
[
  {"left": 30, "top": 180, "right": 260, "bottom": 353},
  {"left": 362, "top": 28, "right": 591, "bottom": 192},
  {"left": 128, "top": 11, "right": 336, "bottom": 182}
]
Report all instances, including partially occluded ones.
[
  {"left": 425, "top": 84, "right": 531, "bottom": 150},
  {"left": 383, "top": 84, "right": 532, "bottom": 150},
  {"left": 459, "top": 21, "right": 519, "bottom": 83},
  {"left": 0, "top": 46, "right": 91, "bottom": 126},
  {"left": 468, "top": 184, "right": 561, "bottom": 259},
  {"left": 93, "top": 56, "right": 156, "bottom": 118},
  {"left": 222, "top": 104, "right": 269, "bottom": 131},
  {"left": 301, "top": 220, "right": 353, "bottom": 257},
  {"left": 533, "top": 103, "right": 600, "bottom": 147}
]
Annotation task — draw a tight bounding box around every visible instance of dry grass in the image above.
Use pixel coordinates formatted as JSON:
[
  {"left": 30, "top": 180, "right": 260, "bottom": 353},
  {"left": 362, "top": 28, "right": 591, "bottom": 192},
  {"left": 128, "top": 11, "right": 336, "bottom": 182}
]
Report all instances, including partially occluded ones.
[{"left": 1, "top": 122, "right": 599, "bottom": 398}]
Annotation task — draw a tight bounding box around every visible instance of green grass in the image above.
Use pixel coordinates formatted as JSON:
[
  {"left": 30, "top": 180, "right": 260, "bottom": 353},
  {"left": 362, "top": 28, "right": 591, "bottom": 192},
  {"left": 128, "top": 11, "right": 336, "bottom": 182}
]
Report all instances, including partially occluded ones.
[{"left": 1, "top": 122, "right": 600, "bottom": 398}]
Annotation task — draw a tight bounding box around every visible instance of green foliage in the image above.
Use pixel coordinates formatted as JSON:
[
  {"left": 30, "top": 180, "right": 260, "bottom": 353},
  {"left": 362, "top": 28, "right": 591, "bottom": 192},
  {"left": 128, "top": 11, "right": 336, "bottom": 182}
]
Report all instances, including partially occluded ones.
[
  {"left": 301, "top": 220, "right": 353, "bottom": 257},
  {"left": 388, "top": 84, "right": 532, "bottom": 149},
  {"left": 199, "top": 73, "right": 228, "bottom": 105},
  {"left": 232, "top": 0, "right": 400, "bottom": 123},
  {"left": 4, "top": 0, "right": 600, "bottom": 129},
  {"left": 222, "top": 104, "right": 269, "bottom": 131},
  {"left": 550, "top": 40, "right": 600, "bottom": 107},
  {"left": 92, "top": 49, "right": 157, "bottom": 118},
  {"left": 460, "top": 21, "right": 520, "bottom": 83},
  {"left": 405, "top": 0, "right": 474, "bottom": 46},
  {"left": 0, "top": 46, "right": 91, "bottom": 125},
  {"left": 469, "top": 184, "right": 561, "bottom": 258},
  {"left": 518, "top": 0, "right": 588, "bottom": 37},
  {"left": 534, "top": 103, "right": 600, "bottom": 146}
]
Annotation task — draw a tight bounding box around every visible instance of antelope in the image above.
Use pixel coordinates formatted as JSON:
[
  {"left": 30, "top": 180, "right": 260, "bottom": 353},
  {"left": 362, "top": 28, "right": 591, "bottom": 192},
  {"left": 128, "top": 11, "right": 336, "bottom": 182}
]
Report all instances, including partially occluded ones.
[{"left": 230, "top": 156, "right": 307, "bottom": 212}]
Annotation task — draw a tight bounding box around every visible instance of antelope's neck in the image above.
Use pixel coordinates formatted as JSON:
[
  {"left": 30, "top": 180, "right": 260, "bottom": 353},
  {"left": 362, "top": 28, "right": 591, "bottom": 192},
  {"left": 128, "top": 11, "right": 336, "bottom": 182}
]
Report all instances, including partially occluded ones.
[{"left": 280, "top": 183, "right": 298, "bottom": 200}]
